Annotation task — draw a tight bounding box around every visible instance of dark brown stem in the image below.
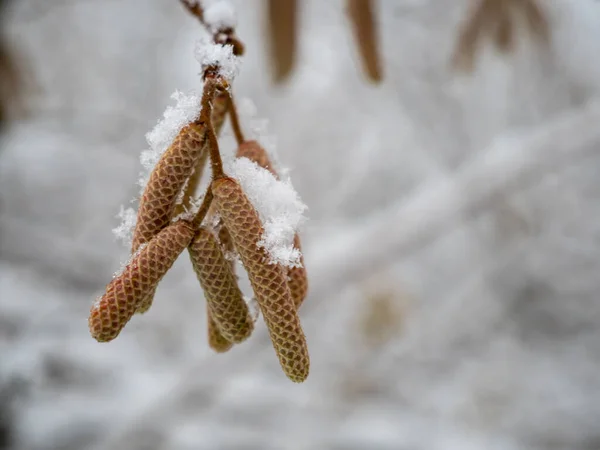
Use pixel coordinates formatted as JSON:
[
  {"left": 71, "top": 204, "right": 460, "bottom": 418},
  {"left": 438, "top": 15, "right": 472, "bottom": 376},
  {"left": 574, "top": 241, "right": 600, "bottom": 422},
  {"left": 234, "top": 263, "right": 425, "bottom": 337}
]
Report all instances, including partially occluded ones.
[
  {"left": 207, "top": 120, "right": 225, "bottom": 179},
  {"left": 228, "top": 94, "right": 245, "bottom": 146},
  {"left": 191, "top": 186, "right": 214, "bottom": 228},
  {"left": 199, "top": 80, "right": 217, "bottom": 124}
]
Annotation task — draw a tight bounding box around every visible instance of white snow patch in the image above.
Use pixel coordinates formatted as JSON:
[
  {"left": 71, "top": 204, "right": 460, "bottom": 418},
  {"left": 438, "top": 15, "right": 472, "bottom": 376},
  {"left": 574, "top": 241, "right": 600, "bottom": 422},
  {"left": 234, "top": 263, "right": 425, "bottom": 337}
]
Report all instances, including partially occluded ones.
[
  {"left": 110, "top": 242, "right": 148, "bottom": 281},
  {"left": 140, "top": 90, "right": 203, "bottom": 191},
  {"left": 243, "top": 295, "right": 260, "bottom": 323},
  {"left": 202, "top": 0, "right": 237, "bottom": 31},
  {"left": 226, "top": 157, "right": 307, "bottom": 268},
  {"left": 195, "top": 37, "right": 240, "bottom": 82}
]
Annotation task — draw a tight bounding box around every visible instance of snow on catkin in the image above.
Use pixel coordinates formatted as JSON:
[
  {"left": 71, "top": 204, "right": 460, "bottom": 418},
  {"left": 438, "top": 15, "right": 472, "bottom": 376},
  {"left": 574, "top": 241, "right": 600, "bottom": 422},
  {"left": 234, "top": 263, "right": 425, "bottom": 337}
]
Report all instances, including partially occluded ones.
[{"left": 226, "top": 157, "right": 307, "bottom": 268}]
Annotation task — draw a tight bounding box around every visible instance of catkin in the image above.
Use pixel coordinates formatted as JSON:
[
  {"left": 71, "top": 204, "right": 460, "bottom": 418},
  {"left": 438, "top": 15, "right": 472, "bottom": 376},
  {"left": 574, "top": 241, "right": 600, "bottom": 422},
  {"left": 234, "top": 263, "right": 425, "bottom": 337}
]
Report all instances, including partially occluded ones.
[
  {"left": 132, "top": 124, "right": 206, "bottom": 253},
  {"left": 188, "top": 227, "right": 254, "bottom": 344},
  {"left": 236, "top": 140, "right": 308, "bottom": 309},
  {"left": 131, "top": 124, "right": 206, "bottom": 313},
  {"left": 212, "top": 176, "right": 310, "bottom": 382},
  {"left": 89, "top": 221, "right": 195, "bottom": 342}
]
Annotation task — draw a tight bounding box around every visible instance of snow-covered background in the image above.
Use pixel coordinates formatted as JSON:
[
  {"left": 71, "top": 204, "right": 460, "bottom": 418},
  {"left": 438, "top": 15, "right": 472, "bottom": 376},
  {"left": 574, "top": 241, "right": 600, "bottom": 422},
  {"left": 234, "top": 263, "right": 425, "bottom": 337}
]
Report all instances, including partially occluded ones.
[{"left": 2, "top": 0, "right": 600, "bottom": 449}]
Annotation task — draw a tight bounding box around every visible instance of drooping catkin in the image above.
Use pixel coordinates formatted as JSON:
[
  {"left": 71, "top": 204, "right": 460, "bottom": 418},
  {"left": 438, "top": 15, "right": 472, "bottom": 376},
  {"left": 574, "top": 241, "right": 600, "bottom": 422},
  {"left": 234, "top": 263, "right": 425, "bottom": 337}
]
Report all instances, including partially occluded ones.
[
  {"left": 235, "top": 140, "right": 308, "bottom": 309},
  {"left": 347, "top": 0, "right": 382, "bottom": 83},
  {"left": 89, "top": 221, "right": 195, "bottom": 342},
  {"left": 188, "top": 226, "right": 254, "bottom": 344},
  {"left": 132, "top": 124, "right": 207, "bottom": 254},
  {"left": 211, "top": 176, "right": 310, "bottom": 382},
  {"left": 207, "top": 307, "right": 234, "bottom": 353}
]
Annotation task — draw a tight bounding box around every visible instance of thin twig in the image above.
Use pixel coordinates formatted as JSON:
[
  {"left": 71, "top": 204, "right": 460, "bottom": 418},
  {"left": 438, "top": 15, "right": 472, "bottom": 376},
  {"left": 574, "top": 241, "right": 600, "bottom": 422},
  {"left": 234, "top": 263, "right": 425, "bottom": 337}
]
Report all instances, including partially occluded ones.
[
  {"left": 228, "top": 94, "right": 245, "bottom": 145},
  {"left": 206, "top": 118, "right": 225, "bottom": 179},
  {"left": 191, "top": 186, "right": 214, "bottom": 228},
  {"left": 179, "top": 0, "right": 204, "bottom": 23}
]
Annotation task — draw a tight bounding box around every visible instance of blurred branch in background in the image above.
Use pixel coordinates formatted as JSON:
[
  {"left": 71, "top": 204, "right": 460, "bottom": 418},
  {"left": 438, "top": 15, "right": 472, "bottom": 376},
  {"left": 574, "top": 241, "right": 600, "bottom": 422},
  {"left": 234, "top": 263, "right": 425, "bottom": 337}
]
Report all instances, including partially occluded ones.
[
  {"left": 267, "top": 0, "right": 382, "bottom": 84},
  {"left": 267, "top": 0, "right": 297, "bottom": 83},
  {"left": 452, "top": 0, "right": 549, "bottom": 71},
  {"left": 0, "top": 0, "right": 25, "bottom": 128},
  {"left": 306, "top": 98, "right": 600, "bottom": 299}
]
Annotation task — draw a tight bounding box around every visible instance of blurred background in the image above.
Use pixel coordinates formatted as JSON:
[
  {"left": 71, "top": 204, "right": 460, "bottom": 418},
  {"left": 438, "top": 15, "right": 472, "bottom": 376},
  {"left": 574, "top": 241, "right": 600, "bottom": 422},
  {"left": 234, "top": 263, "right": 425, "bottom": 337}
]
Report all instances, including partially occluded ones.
[{"left": 2, "top": 0, "right": 600, "bottom": 449}]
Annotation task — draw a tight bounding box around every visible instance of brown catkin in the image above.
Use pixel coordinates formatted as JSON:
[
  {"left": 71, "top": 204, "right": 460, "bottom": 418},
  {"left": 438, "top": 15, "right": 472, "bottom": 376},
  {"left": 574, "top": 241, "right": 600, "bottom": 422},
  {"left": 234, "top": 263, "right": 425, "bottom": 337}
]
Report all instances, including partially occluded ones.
[
  {"left": 131, "top": 124, "right": 206, "bottom": 313},
  {"left": 206, "top": 219, "right": 238, "bottom": 347},
  {"left": 188, "top": 227, "right": 254, "bottom": 344},
  {"left": 236, "top": 140, "right": 309, "bottom": 309},
  {"left": 89, "top": 221, "right": 195, "bottom": 342},
  {"left": 132, "top": 124, "right": 206, "bottom": 253},
  {"left": 212, "top": 177, "right": 310, "bottom": 382},
  {"left": 207, "top": 308, "right": 234, "bottom": 353},
  {"left": 347, "top": 0, "right": 382, "bottom": 83}
]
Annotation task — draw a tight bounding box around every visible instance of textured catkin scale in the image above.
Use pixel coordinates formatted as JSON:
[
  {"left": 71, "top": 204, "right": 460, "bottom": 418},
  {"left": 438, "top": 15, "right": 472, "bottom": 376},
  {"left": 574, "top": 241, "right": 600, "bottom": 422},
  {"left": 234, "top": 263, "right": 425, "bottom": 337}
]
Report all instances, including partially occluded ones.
[
  {"left": 132, "top": 124, "right": 206, "bottom": 253},
  {"left": 212, "top": 177, "right": 310, "bottom": 382},
  {"left": 89, "top": 221, "right": 195, "bottom": 342},
  {"left": 136, "top": 291, "right": 155, "bottom": 314},
  {"left": 347, "top": 0, "right": 382, "bottom": 83},
  {"left": 207, "top": 308, "right": 234, "bottom": 353},
  {"left": 236, "top": 140, "right": 309, "bottom": 310},
  {"left": 288, "top": 234, "right": 308, "bottom": 309},
  {"left": 188, "top": 227, "right": 254, "bottom": 344}
]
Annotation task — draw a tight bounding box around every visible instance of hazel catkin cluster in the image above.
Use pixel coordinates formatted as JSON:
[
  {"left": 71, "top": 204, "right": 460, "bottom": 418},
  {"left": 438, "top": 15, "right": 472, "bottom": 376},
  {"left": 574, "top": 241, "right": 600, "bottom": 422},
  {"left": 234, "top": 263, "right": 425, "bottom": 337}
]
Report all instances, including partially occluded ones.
[{"left": 88, "top": 1, "right": 310, "bottom": 382}]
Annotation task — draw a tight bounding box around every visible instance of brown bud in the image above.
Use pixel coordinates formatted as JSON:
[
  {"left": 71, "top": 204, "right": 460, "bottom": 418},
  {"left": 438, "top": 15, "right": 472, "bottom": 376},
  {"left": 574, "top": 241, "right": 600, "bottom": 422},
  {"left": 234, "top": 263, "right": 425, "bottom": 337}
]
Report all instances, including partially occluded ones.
[
  {"left": 212, "top": 176, "right": 310, "bottom": 382},
  {"left": 89, "top": 221, "right": 195, "bottom": 342},
  {"left": 188, "top": 226, "right": 254, "bottom": 344}
]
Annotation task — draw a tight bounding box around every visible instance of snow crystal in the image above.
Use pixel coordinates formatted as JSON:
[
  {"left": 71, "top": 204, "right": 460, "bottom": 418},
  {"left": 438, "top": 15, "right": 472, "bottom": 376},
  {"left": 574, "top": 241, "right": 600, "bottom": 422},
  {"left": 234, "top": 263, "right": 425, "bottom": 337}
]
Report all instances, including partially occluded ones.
[
  {"left": 112, "top": 205, "right": 137, "bottom": 247},
  {"left": 112, "top": 242, "right": 147, "bottom": 280},
  {"left": 194, "top": 36, "right": 240, "bottom": 82},
  {"left": 140, "top": 90, "right": 203, "bottom": 191},
  {"left": 227, "top": 157, "right": 307, "bottom": 268},
  {"left": 203, "top": 0, "right": 237, "bottom": 31},
  {"left": 244, "top": 295, "right": 260, "bottom": 323}
]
